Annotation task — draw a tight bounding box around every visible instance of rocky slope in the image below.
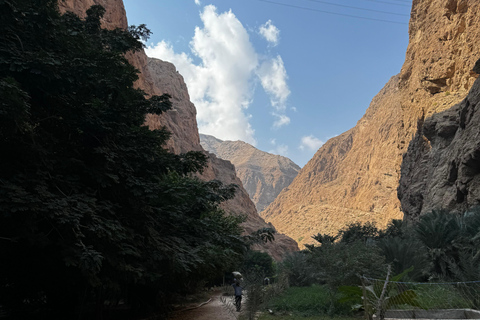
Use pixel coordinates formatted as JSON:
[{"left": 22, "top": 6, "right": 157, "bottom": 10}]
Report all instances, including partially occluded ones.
[
  {"left": 399, "top": 61, "right": 480, "bottom": 220},
  {"left": 200, "top": 134, "right": 301, "bottom": 212},
  {"left": 58, "top": 0, "right": 298, "bottom": 260},
  {"left": 261, "top": 0, "right": 480, "bottom": 248}
]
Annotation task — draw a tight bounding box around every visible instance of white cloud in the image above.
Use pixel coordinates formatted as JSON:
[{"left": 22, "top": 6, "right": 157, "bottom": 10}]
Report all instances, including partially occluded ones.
[
  {"left": 194, "top": 0, "right": 201, "bottom": 5},
  {"left": 300, "top": 135, "right": 324, "bottom": 151},
  {"left": 272, "top": 113, "right": 290, "bottom": 128},
  {"left": 146, "top": 5, "right": 292, "bottom": 142},
  {"left": 257, "top": 55, "right": 291, "bottom": 128},
  {"left": 259, "top": 20, "right": 280, "bottom": 46},
  {"left": 146, "top": 5, "right": 258, "bottom": 144},
  {"left": 257, "top": 56, "right": 290, "bottom": 112}
]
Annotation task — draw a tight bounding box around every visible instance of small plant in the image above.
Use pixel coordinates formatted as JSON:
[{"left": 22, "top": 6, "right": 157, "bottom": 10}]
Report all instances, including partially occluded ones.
[{"left": 339, "top": 266, "right": 420, "bottom": 320}]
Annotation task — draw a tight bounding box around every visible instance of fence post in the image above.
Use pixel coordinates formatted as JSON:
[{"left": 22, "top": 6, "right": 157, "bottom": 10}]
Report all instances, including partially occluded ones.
[{"left": 377, "top": 265, "right": 392, "bottom": 320}]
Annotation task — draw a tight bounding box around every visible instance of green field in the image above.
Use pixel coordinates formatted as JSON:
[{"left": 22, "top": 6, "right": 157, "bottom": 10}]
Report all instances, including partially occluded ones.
[{"left": 260, "top": 285, "right": 361, "bottom": 319}]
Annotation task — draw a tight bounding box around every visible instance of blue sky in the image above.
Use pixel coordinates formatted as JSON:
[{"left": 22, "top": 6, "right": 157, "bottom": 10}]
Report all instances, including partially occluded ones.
[{"left": 123, "top": 0, "right": 412, "bottom": 167}]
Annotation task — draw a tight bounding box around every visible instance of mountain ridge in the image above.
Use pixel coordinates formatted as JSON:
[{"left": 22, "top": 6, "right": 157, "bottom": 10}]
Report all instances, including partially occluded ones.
[{"left": 200, "top": 134, "right": 301, "bottom": 212}]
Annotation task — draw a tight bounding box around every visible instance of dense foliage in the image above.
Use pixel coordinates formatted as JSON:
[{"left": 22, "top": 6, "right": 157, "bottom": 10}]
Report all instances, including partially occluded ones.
[
  {"left": 241, "top": 250, "right": 275, "bottom": 277},
  {"left": 277, "top": 208, "right": 480, "bottom": 316},
  {"left": 0, "top": 0, "right": 247, "bottom": 318}
]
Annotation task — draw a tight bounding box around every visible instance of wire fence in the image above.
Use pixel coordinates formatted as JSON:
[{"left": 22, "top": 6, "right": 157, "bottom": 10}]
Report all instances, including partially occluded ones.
[{"left": 361, "top": 277, "right": 480, "bottom": 319}]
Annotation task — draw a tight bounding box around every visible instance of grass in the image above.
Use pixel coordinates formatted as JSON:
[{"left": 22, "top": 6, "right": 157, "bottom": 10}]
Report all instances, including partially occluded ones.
[
  {"left": 415, "top": 284, "right": 478, "bottom": 309},
  {"left": 263, "top": 285, "right": 356, "bottom": 318}
]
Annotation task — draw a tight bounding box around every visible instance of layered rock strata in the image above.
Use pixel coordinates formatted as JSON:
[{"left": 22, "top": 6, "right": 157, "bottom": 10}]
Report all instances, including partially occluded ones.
[
  {"left": 261, "top": 0, "right": 480, "bottom": 248},
  {"left": 200, "top": 134, "right": 301, "bottom": 212},
  {"left": 58, "top": 0, "right": 298, "bottom": 260}
]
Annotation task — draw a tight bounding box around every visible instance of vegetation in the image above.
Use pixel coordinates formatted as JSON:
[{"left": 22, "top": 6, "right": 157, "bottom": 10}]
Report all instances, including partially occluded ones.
[
  {"left": 0, "top": 0, "right": 250, "bottom": 318},
  {"left": 265, "top": 285, "right": 352, "bottom": 317},
  {"left": 270, "top": 208, "right": 480, "bottom": 318},
  {"left": 241, "top": 250, "right": 275, "bottom": 278}
]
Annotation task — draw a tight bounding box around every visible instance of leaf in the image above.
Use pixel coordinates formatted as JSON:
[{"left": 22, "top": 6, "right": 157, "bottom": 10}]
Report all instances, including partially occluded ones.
[{"left": 391, "top": 266, "right": 415, "bottom": 282}]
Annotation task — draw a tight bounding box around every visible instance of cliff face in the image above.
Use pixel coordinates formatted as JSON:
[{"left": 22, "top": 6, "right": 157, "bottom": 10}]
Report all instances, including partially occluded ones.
[
  {"left": 200, "top": 134, "right": 301, "bottom": 212},
  {"left": 59, "top": 0, "right": 298, "bottom": 260},
  {"left": 261, "top": 0, "right": 480, "bottom": 248},
  {"left": 145, "top": 58, "right": 202, "bottom": 154},
  {"left": 399, "top": 62, "right": 480, "bottom": 219}
]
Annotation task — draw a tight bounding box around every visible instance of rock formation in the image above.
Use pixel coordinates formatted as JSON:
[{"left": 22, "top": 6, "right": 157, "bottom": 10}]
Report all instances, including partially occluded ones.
[
  {"left": 399, "top": 62, "right": 480, "bottom": 220},
  {"left": 200, "top": 134, "right": 301, "bottom": 212},
  {"left": 58, "top": 0, "right": 298, "bottom": 260},
  {"left": 261, "top": 0, "right": 480, "bottom": 248}
]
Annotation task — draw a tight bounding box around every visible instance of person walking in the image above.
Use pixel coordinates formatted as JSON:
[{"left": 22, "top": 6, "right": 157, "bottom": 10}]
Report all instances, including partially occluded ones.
[{"left": 232, "top": 279, "right": 244, "bottom": 312}]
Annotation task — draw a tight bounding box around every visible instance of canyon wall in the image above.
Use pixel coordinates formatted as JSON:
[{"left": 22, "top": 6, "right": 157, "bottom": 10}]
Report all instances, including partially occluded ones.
[
  {"left": 261, "top": 0, "right": 480, "bottom": 247},
  {"left": 200, "top": 134, "right": 301, "bottom": 212},
  {"left": 59, "top": 0, "right": 298, "bottom": 260},
  {"left": 399, "top": 61, "right": 480, "bottom": 219}
]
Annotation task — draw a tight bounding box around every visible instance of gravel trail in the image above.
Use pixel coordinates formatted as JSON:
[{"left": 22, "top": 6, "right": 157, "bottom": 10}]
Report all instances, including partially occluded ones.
[{"left": 168, "top": 292, "right": 240, "bottom": 320}]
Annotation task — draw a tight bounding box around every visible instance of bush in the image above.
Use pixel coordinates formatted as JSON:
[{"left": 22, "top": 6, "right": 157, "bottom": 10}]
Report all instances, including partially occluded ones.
[
  {"left": 307, "top": 240, "right": 385, "bottom": 290},
  {"left": 280, "top": 251, "right": 317, "bottom": 287},
  {"left": 241, "top": 250, "right": 275, "bottom": 277}
]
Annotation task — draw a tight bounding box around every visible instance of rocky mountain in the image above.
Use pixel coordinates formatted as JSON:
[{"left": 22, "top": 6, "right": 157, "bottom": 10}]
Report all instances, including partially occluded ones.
[
  {"left": 399, "top": 60, "right": 480, "bottom": 220},
  {"left": 261, "top": 0, "right": 480, "bottom": 248},
  {"left": 200, "top": 134, "right": 301, "bottom": 212},
  {"left": 58, "top": 0, "right": 298, "bottom": 260}
]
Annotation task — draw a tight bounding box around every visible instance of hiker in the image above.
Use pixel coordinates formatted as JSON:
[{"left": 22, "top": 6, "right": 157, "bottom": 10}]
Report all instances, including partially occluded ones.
[{"left": 232, "top": 279, "right": 244, "bottom": 312}]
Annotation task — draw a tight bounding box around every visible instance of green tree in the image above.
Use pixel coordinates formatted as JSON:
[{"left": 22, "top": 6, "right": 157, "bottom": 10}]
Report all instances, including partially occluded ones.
[
  {"left": 241, "top": 250, "right": 275, "bottom": 277},
  {"left": 280, "top": 251, "right": 317, "bottom": 287},
  {"left": 338, "top": 221, "right": 380, "bottom": 244},
  {"left": 377, "top": 236, "right": 428, "bottom": 281},
  {"left": 306, "top": 240, "right": 385, "bottom": 290},
  {"left": 0, "top": 0, "right": 246, "bottom": 318},
  {"left": 415, "top": 210, "right": 463, "bottom": 278}
]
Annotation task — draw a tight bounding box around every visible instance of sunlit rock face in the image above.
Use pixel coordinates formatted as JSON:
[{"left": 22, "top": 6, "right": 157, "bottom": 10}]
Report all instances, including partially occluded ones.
[
  {"left": 58, "top": 0, "right": 299, "bottom": 260},
  {"left": 200, "top": 134, "right": 301, "bottom": 213},
  {"left": 261, "top": 0, "right": 480, "bottom": 248}
]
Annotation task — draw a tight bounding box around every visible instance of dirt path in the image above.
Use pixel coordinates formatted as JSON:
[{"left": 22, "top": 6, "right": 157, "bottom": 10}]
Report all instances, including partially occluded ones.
[{"left": 168, "top": 292, "right": 240, "bottom": 320}]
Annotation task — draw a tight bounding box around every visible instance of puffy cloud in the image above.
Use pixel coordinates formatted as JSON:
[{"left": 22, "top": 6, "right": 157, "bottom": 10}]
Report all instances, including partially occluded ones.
[
  {"left": 259, "top": 20, "right": 280, "bottom": 46},
  {"left": 146, "top": 5, "right": 292, "bottom": 142},
  {"left": 146, "top": 5, "right": 258, "bottom": 144},
  {"left": 194, "top": 0, "right": 201, "bottom": 5},
  {"left": 300, "top": 135, "right": 324, "bottom": 151}
]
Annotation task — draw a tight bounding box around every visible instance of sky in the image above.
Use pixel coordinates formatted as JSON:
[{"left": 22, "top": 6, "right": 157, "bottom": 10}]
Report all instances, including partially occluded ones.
[{"left": 123, "top": 0, "right": 412, "bottom": 167}]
